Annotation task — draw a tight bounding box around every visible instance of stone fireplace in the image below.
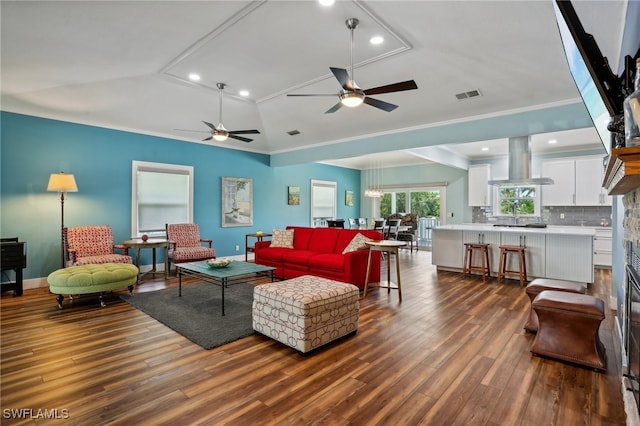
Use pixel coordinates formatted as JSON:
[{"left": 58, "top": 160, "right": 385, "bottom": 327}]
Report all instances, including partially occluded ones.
[{"left": 623, "top": 188, "right": 640, "bottom": 422}]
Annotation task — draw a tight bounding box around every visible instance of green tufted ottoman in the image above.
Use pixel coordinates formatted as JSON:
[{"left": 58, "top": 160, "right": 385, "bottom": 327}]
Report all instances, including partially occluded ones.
[{"left": 48, "top": 263, "right": 139, "bottom": 309}]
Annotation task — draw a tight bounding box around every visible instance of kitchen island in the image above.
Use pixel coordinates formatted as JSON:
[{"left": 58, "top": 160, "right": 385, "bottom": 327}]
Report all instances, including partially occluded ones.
[{"left": 432, "top": 224, "right": 595, "bottom": 283}]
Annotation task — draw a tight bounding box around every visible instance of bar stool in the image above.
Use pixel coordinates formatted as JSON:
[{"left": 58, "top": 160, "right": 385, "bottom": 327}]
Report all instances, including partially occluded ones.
[
  {"left": 498, "top": 245, "right": 527, "bottom": 286},
  {"left": 463, "top": 243, "right": 491, "bottom": 282}
]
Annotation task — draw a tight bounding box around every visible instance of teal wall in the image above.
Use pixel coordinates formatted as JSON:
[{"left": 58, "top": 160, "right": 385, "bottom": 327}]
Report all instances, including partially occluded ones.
[{"left": 0, "top": 112, "right": 361, "bottom": 280}]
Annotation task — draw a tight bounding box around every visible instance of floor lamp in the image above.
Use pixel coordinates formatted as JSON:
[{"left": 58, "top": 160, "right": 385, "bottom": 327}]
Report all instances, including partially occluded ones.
[{"left": 47, "top": 171, "right": 78, "bottom": 268}]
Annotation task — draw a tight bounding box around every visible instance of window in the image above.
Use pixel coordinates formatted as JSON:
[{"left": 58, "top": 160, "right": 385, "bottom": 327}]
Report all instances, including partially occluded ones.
[
  {"left": 131, "top": 161, "right": 193, "bottom": 237},
  {"left": 380, "top": 190, "right": 440, "bottom": 218},
  {"left": 310, "top": 180, "right": 337, "bottom": 227},
  {"left": 494, "top": 185, "right": 540, "bottom": 217}
]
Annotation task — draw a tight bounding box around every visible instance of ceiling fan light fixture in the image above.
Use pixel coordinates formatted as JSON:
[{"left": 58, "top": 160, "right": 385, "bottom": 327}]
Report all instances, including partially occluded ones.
[
  {"left": 340, "top": 90, "right": 365, "bottom": 108},
  {"left": 212, "top": 124, "right": 229, "bottom": 141},
  {"left": 212, "top": 132, "right": 228, "bottom": 142}
]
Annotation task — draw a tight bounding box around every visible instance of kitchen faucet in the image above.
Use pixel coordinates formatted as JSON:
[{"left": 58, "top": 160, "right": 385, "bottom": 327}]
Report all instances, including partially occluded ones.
[{"left": 512, "top": 204, "right": 518, "bottom": 224}]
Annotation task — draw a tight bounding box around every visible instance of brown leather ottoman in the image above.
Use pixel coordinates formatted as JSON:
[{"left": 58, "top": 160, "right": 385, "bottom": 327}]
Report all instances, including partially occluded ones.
[
  {"left": 524, "top": 278, "right": 586, "bottom": 333},
  {"left": 530, "top": 290, "right": 606, "bottom": 371}
]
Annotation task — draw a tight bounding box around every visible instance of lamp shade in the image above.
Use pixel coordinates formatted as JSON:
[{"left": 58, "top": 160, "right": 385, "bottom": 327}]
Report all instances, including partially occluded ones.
[{"left": 47, "top": 172, "right": 78, "bottom": 192}]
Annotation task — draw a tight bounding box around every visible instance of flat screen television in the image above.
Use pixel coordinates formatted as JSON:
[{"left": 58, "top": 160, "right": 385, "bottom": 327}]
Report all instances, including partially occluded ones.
[{"left": 553, "top": 0, "right": 628, "bottom": 154}]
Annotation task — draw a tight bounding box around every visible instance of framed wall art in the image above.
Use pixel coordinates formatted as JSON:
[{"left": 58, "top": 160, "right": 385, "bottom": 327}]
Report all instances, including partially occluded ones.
[
  {"left": 345, "top": 190, "right": 354, "bottom": 206},
  {"left": 288, "top": 186, "right": 300, "bottom": 205},
  {"left": 222, "top": 177, "right": 253, "bottom": 227}
]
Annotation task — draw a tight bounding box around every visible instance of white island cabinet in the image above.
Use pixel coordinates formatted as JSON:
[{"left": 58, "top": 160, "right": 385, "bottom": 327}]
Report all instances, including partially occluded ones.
[
  {"left": 432, "top": 224, "right": 595, "bottom": 283},
  {"left": 431, "top": 229, "right": 463, "bottom": 268},
  {"left": 500, "top": 232, "right": 546, "bottom": 278}
]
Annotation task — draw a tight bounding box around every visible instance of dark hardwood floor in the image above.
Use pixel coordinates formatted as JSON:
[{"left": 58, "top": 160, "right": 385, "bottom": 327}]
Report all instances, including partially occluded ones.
[{"left": 0, "top": 252, "right": 628, "bottom": 425}]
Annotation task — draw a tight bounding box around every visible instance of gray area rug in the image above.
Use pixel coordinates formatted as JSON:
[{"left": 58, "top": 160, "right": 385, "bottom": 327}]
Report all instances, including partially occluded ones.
[{"left": 121, "top": 282, "right": 255, "bottom": 349}]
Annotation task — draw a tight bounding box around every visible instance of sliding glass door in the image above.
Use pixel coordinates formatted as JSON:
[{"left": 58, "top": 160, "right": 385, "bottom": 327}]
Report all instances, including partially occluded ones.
[{"left": 379, "top": 187, "right": 444, "bottom": 249}]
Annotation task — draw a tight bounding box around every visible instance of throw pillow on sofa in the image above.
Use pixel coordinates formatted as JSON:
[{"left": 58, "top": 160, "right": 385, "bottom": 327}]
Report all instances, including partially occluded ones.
[
  {"left": 271, "top": 229, "right": 294, "bottom": 248},
  {"left": 342, "top": 232, "right": 372, "bottom": 254}
]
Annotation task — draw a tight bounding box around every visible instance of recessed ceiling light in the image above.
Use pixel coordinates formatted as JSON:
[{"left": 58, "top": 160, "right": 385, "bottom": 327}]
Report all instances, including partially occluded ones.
[
  {"left": 548, "top": 139, "right": 557, "bottom": 144},
  {"left": 481, "top": 147, "right": 489, "bottom": 151},
  {"left": 318, "top": 0, "right": 335, "bottom": 6},
  {"left": 239, "top": 90, "right": 250, "bottom": 97},
  {"left": 370, "top": 36, "right": 384, "bottom": 45},
  {"left": 188, "top": 73, "right": 201, "bottom": 82}
]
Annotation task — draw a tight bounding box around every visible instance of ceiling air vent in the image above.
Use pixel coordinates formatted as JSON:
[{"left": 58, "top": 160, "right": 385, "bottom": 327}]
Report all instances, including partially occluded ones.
[
  {"left": 455, "top": 89, "right": 482, "bottom": 100},
  {"left": 287, "top": 130, "right": 300, "bottom": 136}
]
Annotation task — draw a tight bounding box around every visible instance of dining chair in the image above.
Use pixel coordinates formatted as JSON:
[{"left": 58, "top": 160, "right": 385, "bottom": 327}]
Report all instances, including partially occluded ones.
[
  {"left": 348, "top": 218, "right": 358, "bottom": 229},
  {"left": 358, "top": 218, "right": 368, "bottom": 229},
  {"left": 327, "top": 219, "right": 345, "bottom": 228},
  {"left": 385, "top": 219, "right": 402, "bottom": 240}
]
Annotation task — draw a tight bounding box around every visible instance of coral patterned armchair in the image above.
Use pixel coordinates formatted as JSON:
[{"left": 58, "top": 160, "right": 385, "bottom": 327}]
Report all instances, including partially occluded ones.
[
  {"left": 64, "top": 226, "right": 132, "bottom": 266},
  {"left": 165, "top": 223, "right": 215, "bottom": 272}
]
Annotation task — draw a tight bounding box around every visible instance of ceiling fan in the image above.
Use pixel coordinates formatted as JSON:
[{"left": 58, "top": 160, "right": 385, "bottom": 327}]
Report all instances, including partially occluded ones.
[
  {"left": 287, "top": 18, "right": 418, "bottom": 113},
  {"left": 193, "top": 83, "right": 260, "bottom": 143}
]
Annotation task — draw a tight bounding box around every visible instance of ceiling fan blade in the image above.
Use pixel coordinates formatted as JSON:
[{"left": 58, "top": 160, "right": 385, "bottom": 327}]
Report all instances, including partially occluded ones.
[
  {"left": 325, "top": 102, "right": 343, "bottom": 114},
  {"left": 229, "top": 129, "right": 260, "bottom": 135},
  {"left": 364, "top": 80, "right": 418, "bottom": 96},
  {"left": 202, "top": 121, "right": 216, "bottom": 130},
  {"left": 175, "top": 128, "right": 209, "bottom": 133},
  {"left": 202, "top": 136, "right": 213, "bottom": 141},
  {"left": 229, "top": 134, "right": 253, "bottom": 143},
  {"left": 330, "top": 67, "right": 350, "bottom": 90},
  {"left": 287, "top": 93, "right": 336, "bottom": 97},
  {"left": 364, "top": 96, "right": 398, "bottom": 112}
]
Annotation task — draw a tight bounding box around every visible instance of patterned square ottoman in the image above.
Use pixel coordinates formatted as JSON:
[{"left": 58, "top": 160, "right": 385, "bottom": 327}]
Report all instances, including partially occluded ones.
[{"left": 252, "top": 275, "right": 360, "bottom": 353}]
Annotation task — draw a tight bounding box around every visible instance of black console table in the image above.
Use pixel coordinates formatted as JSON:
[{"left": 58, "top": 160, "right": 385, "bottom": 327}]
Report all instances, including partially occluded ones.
[{"left": 1, "top": 238, "right": 26, "bottom": 296}]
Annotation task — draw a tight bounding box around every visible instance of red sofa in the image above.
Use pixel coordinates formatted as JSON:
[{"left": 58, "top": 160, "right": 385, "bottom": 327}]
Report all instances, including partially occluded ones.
[{"left": 254, "top": 226, "right": 382, "bottom": 288}]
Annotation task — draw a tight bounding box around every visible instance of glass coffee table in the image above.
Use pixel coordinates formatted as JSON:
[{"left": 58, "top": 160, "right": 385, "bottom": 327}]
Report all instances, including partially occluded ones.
[{"left": 176, "top": 260, "right": 275, "bottom": 315}]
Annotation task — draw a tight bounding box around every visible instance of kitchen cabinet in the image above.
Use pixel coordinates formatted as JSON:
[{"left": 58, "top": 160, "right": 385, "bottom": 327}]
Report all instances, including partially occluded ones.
[
  {"left": 462, "top": 230, "right": 500, "bottom": 274},
  {"left": 594, "top": 228, "right": 612, "bottom": 268},
  {"left": 545, "top": 234, "right": 594, "bottom": 283},
  {"left": 542, "top": 160, "right": 574, "bottom": 206},
  {"left": 500, "top": 232, "right": 546, "bottom": 278},
  {"left": 468, "top": 164, "right": 492, "bottom": 206},
  {"left": 575, "top": 157, "right": 611, "bottom": 206},
  {"left": 542, "top": 156, "right": 611, "bottom": 206}
]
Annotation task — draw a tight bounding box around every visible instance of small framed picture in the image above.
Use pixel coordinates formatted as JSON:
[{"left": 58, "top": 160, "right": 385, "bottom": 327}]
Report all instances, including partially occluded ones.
[
  {"left": 345, "top": 190, "right": 354, "bottom": 206},
  {"left": 288, "top": 186, "right": 300, "bottom": 205}
]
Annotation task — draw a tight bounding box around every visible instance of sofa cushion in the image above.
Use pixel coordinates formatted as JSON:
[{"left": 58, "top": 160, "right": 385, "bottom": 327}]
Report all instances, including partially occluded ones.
[
  {"left": 342, "top": 233, "right": 372, "bottom": 254},
  {"left": 289, "top": 226, "right": 314, "bottom": 250},
  {"left": 308, "top": 253, "right": 345, "bottom": 272},
  {"left": 258, "top": 246, "right": 291, "bottom": 262},
  {"left": 308, "top": 228, "right": 340, "bottom": 253},
  {"left": 271, "top": 229, "right": 294, "bottom": 248},
  {"left": 283, "top": 250, "right": 316, "bottom": 266}
]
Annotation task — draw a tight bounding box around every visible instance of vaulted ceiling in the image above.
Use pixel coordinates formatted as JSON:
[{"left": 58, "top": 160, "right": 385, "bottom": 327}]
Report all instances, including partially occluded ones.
[{"left": 1, "top": 1, "right": 626, "bottom": 169}]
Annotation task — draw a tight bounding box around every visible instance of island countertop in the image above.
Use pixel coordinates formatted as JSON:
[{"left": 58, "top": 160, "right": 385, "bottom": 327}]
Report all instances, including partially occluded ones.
[{"left": 434, "top": 224, "right": 596, "bottom": 237}]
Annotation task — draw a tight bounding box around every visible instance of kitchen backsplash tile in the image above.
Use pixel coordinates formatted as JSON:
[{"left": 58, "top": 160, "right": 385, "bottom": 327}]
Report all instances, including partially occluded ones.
[{"left": 472, "top": 205, "right": 612, "bottom": 227}]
